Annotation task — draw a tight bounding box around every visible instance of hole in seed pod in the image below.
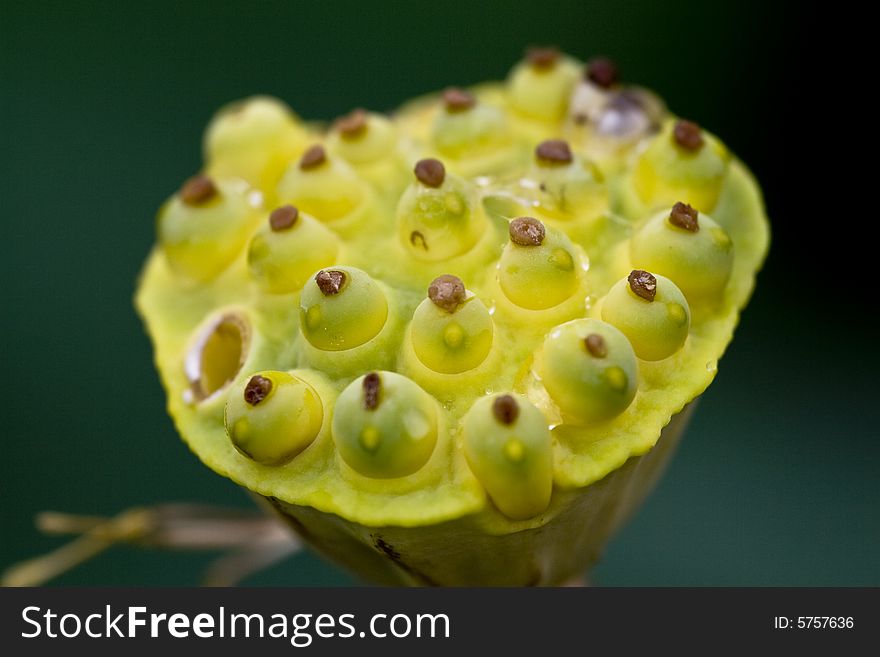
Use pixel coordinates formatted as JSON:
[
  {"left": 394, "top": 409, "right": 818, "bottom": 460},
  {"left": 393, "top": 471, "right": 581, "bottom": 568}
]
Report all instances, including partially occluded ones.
[
  {"left": 535, "top": 139, "right": 573, "bottom": 165},
  {"left": 335, "top": 108, "right": 368, "bottom": 140},
  {"left": 673, "top": 120, "right": 704, "bottom": 151},
  {"left": 414, "top": 158, "right": 445, "bottom": 187},
  {"left": 669, "top": 202, "right": 699, "bottom": 232},
  {"left": 362, "top": 372, "right": 381, "bottom": 410},
  {"left": 585, "top": 57, "right": 618, "bottom": 89},
  {"left": 300, "top": 144, "right": 327, "bottom": 170},
  {"left": 186, "top": 312, "right": 250, "bottom": 402},
  {"left": 428, "top": 274, "right": 466, "bottom": 313},
  {"left": 315, "top": 269, "right": 346, "bottom": 296},
  {"left": 509, "top": 216, "right": 546, "bottom": 246},
  {"left": 492, "top": 394, "right": 520, "bottom": 425},
  {"left": 584, "top": 333, "right": 608, "bottom": 358},
  {"left": 526, "top": 46, "right": 559, "bottom": 70},
  {"left": 269, "top": 204, "right": 299, "bottom": 232},
  {"left": 628, "top": 269, "right": 657, "bottom": 302},
  {"left": 179, "top": 174, "right": 218, "bottom": 206},
  {"left": 442, "top": 87, "right": 476, "bottom": 113},
  {"left": 244, "top": 375, "right": 272, "bottom": 406}
]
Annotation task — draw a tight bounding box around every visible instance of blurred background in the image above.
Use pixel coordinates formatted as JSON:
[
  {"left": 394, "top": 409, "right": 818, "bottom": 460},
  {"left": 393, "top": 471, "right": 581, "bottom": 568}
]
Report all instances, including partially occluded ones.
[{"left": 2, "top": 0, "right": 876, "bottom": 586}]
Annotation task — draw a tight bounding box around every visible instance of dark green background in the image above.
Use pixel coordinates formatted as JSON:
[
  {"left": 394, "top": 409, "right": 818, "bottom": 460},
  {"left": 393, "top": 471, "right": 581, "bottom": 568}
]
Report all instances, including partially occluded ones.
[{"left": 2, "top": 1, "right": 876, "bottom": 586}]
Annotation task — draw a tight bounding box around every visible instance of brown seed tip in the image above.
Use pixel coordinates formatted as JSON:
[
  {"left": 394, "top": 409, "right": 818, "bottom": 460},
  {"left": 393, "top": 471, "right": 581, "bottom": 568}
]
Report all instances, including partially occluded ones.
[
  {"left": 585, "top": 57, "right": 619, "bottom": 89},
  {"left": 584, "top": 333, "right": 608, "bottom": 358},
  {"left": 335, "top": 109, "right": 368, "bottom": 139},
  {"left": 526, "top": 46, "right": 559, "bottom": 70},
  {"left": 492, "top": 394, "right": 520, "bottom": 425},
  {"left": 509, "top": 216, "right": 546, "bottom": 246},
  {"left": 315, "top": 269, "right": 346, "bottom": 296},
  {"left": 179, "top": 174, "right": 218, "bottom": 206},
  {"left": 244, "top": 375, "right": 273, "bottom": 406},
  {"left": 442, "top": 87, "right": 476, "bottom": 113},
  {"left": 628, "top": 270, "right": 657, "bottom": 302},
  {"left": 535, "top": 139, "right": 573, "bottom": 165},
  {"left": 299, "top": 144, "right": 327, "bottom": 170},
  {"left": 673, "top": 120, "right": 704, "bottom": 151},
  {"left": 669, "top": 202, "right": 699, "bottom": 232},
  {"left": 269, "top": 204, "right": 299, "bottom": 232},
  {"left": 428, "top": 274, "right": 467, "bottom": 313},
  {"left": 362, "top": 372, "right": 381, "bottom": 411},
  {"left": 414, "top": 158, "right": 446, "bottom": 187}
]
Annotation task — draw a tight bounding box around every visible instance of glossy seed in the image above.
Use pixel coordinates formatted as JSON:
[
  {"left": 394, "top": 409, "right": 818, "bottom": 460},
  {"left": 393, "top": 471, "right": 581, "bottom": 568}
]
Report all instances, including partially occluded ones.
[
  {"left": 669, "top": 202, "right": 699, "bottom": 232},
  {"left": 244, "top": 375, "right": 272, "bottom": 406},
  {"left": 673, "top": 120, "right": 704, "bottom": 151},
  {"left": 300, "top": 144, "right": 327, "bottom": 170},
  {"left": 428, "top": 274, "right": 467, "bottom": 313},
  {"left": 628, "top": 269, "right": 657, "bottom": 302},
  {"left": 362, "top": 372, "right": 381, "bottom": 410},
  {"left": 179, "top": 175, "right": 218, "bottom": 206},
  {"left": 414, "top": 158, "right": 446, "bottom": 187},
  {"left": 509, "top": 216, "right": 546, "bottom": 246},
  {"left": 584, "top": 333, "right": 608, "bottom": 358},
  {"left": 315, "top": 269, "right": 346, "bottom": 296},
  {"left": 269, "top": 204, "right": 299, "bottom": 232},
  {"left": 535, "top": 139, "right": 573, "bottom": 165},
  {"left": 492, "top": 394, "right": 520, "bottom": 425}
]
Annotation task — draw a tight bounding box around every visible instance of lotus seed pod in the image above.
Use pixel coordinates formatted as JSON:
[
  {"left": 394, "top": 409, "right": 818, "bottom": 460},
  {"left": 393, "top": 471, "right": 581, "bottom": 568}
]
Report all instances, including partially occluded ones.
[
  {"left": 632, "top": 118, "right": 730, "bottom": 212},
  {"left": 204, "top": 96, "right": 307, "bottom": 190},
  {"left": 397, "top": 159, "right": 485, "bottom": 261},
  {"left": 498, "top": 217, "right": 582, "bottom": 310},
  {"left": 601, "top": 270, "right": 690, "bottom": 361},
  {"left": 136, "top": 47, "right": 770, "bottom": 586},
  {"left": 462, "top": 394, "right": 553, "bottom": 520},
  {"left": 276, "top": 145, "right": 370, "bottom": 224},
  {"left": 333, "top": 372, "right": 439, "bottom": 478},
  {"left": 508, "top": 47, "right": 581, "bottom": 121},
  {"left": 157, "top": 175, "right": 260, "bottom": 282},
  {"left": 538, "top": 318, "right": 638, "bottom": 423},
  {"left": 630, "top": 203, "right": 734, "bottom": 301},
  {"left": 225, "top": 371, "right": 323, "bottom": 465},
  {"left": 247, "top": 205, "right": 340, "bottom": 294},
  {"left": 410, "top": 275, "right": 494, "bottom": 374},
  {"left": 299, "top": 266, "right": 388, "bottom": 351}
]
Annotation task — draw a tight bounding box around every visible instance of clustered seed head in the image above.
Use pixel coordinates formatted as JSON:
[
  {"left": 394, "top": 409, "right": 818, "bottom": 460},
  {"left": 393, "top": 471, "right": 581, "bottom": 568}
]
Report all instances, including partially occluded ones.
[
  {"left": 492, "top": 395, "right": 520, "bottom": 425},
  {"left": 628, "top": 269, "right": 657, "bottom": 302},
  {"left": 669, "top": 202, "right": 699, "bottom": 232},
  {"left": 673, "top": 120, "right": 704, "bottom": 151},
  {"left": 414, "top": 158, "right": 446, "bottom": 187},
  {"left": 535, "top": 139, "right": 573, "bottom": 165},
  {"left": 509, "top": 216, "right": 546, "bottom": 246},
  {"left": 179, "top": 174, "right": 218, "bottom": 206},
  {"left": 244, "top": 375, "right": 272, "bottom": 406},
  {"left": 428, "top": 274, "right": 467, "bottom": 313},
  {"left": 315, "top": 269, "right": 346, "bottom": 296}
]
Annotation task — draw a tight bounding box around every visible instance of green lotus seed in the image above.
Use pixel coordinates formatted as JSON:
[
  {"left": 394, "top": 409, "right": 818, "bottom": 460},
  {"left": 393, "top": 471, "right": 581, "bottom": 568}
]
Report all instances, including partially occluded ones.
[
  {"left": 204, "top": 96, "right": 307, "bottom": 190},
  {"left": 299, "top": 266, "right": 388, "bottom": 351},
  {"left": 397, "top": 159, "right": 485, "bottom": 261},
  {"left": 633, "top": 119, "right": 729, "bottom": 212},
  {"left": 225, "top": 371, "right": 323, "bottom": 465},
  {"left": 432, "top": 88, "right": 511, "bottom": 159},
  {"left": 158, "top": 175, "right": 260, "bottom": 282},
  {"left": 630, "top": 203, "right": 734, "bottom": 301},
  {"left": 410, "top": 275, "right": 494, "bottom": 374},
  {"left": 538, "top": 318, "right": 638, "bottom": 422},
  {"left": 277, "top": 145, "right": 367, "bottom": 221},
  {"left": 333, "top": 371, "right": 439, "bottom": 478},
  {"left": 462, "top": 394, "right": 553, "bottom": 519},
  {"left": 498, "top": 217, "right": 581, "bottom": 309},
  {"left": 247, "top": 204, "right": 340, "bottom": 294},
  {"left": 507, "top": 47, "right": 580, "bottom": 121},
  {"left": 329, "top": 109, "right": 398, "bottom": 165},
  {"left": 601, "top": 270, "right": 690, "bottom": 361},
  {"left": 525, "top": 140, "right": 606, "bottom": 216}
]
